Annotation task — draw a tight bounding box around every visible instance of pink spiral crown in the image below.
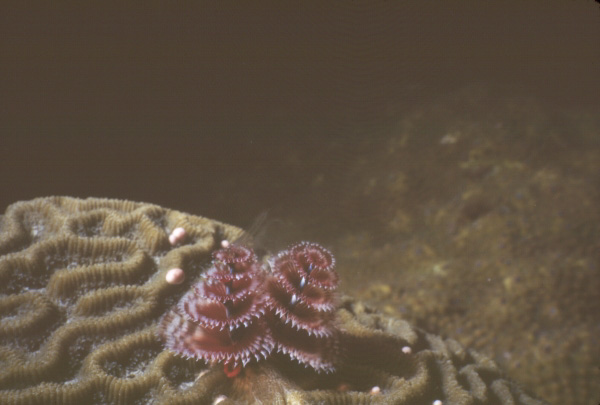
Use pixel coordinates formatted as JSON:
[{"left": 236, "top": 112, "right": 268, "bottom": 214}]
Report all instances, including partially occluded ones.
[
  {"left": 265, "top": 242, "right": 339, "bottom": 372},
  {"left": 158, "top": 241, "right": 339, "bottom": 375},
  {"left": 158, "top": 244, "right": 274, "bottom": 374}
]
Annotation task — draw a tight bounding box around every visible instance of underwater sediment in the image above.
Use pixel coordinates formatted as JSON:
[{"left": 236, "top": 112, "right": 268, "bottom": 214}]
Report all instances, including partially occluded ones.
[
  {"left": 0, "top": 197, "right": 546, "bottom": 404},
  {"left": 324, "top": 90, "right": 599, "bottom": 405}
]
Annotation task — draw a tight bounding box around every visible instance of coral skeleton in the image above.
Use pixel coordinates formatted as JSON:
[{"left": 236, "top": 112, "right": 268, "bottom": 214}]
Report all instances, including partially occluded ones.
[{"left": 158, "top": 241, "right": 340, "bottom": 376}]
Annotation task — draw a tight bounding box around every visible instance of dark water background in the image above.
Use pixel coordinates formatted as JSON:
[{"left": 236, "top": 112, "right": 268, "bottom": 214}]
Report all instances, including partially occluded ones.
[
  {"left": 1, "top": 2, "right": 599, "bottom": 403},
  {"left": 2, "top": 2, "right": 598, "bottom": 223}
]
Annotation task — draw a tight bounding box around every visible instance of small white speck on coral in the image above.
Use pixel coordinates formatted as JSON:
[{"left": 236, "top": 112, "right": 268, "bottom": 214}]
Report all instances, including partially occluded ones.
[
  {"left": 370, "top": 386, "right": 381, "bottom": 395},
  {"left": 221, "top": 239, "right": 230, "bottom": 248},
  {"left": 213, "top": 394, "right": 228, "bottom": 404},
  {"left": 433, "top": 400, "right": 443, "bottom": 405},
  {"left": 166, "top": 268, "right": 185, "bottom": 284},
  {"left": 169, "top": 227, "right": 187, "bottom": 245},
  {"left": 195, "top": 369, "right": 210, "bottom": 381},
  {"left": 402, "top": 346, "right": 412, "bottom": 354}
]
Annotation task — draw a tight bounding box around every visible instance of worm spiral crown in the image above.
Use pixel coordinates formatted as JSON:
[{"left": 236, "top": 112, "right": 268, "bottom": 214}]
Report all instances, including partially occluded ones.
[
  {"left": 158, "top": 245, "right": 274, "bottom": 373},
  {"left": 265, "top": 242, "right": 339, "bottom": 372}
]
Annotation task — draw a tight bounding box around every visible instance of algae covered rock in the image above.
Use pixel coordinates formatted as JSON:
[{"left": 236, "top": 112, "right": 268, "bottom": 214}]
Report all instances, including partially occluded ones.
[{"left": 0, "top": 197, "right": 544, "bottom": 404}]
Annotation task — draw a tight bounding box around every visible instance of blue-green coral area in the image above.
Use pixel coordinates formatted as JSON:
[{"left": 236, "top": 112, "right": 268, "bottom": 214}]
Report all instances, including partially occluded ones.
[{"left": 0, "top": 197, "right": 545, "bottom": 404}]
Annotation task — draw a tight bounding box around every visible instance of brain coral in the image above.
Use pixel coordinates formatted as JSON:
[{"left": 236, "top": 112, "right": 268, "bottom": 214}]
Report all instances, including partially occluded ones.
[{"left": 0, "top": 197, "right": 545, "bottom": 404}]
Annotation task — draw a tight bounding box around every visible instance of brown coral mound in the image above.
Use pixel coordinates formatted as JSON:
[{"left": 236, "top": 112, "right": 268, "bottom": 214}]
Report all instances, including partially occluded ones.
[{"left": 0, "top": 197, "right": 544, "bottom": 404}]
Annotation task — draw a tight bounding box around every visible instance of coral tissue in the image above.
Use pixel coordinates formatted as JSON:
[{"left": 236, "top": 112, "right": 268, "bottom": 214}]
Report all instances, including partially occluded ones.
[
  {"left": 159, "top": 242, "right": 339, "bottom": 376},
  {"left": 159, "top": 244, "right": 274, "bottom": 376}
]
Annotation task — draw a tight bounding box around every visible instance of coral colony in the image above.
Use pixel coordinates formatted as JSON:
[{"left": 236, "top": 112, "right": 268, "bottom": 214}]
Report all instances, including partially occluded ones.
[{"left": 158, "top": 241, "right": 340, "bottom": 378}]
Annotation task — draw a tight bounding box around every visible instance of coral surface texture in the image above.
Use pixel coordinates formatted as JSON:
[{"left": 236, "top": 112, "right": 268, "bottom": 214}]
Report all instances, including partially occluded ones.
[{"left": 0, "top": 197, "right": 545, "bottom": 404}]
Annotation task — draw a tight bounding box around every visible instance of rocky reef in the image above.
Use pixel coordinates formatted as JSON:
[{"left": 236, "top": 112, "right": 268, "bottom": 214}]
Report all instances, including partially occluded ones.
[{"left": 0, "top": 197, "right": 545, "bottom": 404}]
